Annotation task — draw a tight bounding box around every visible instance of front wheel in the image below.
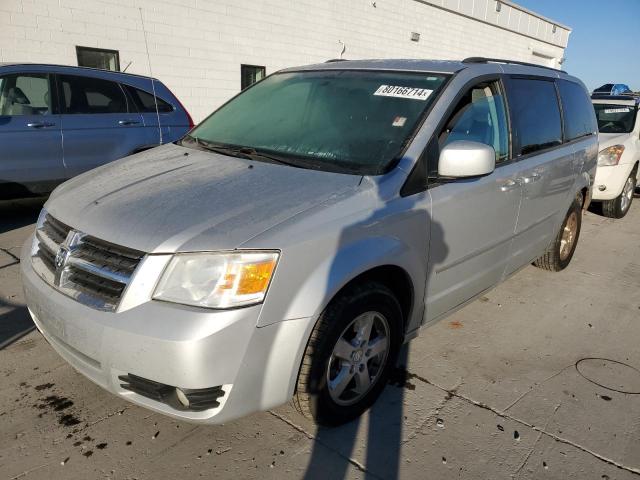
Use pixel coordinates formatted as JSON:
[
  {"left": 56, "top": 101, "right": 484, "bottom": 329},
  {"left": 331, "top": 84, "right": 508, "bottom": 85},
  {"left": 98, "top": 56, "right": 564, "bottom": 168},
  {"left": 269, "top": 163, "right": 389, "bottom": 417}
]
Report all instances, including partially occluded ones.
[
  {"left": 292, "top": 282, "right": 402, "bottom": 426},
  {"left": 533, "top": 198, "right": 582, "bottom": 272},
  {"left": 602, "top": 170, "right": 636, "bottom": 219}
]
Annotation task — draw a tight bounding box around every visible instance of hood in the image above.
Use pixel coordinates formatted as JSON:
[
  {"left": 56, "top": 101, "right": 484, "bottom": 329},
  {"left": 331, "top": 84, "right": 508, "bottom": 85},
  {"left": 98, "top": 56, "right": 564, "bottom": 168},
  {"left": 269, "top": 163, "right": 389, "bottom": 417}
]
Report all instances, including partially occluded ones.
[
  {"left": 47, "top": 144, "right": 362, "bottom": 253},
  {"left": 598, "top": 132, "right": 631, "bottom": 150}
]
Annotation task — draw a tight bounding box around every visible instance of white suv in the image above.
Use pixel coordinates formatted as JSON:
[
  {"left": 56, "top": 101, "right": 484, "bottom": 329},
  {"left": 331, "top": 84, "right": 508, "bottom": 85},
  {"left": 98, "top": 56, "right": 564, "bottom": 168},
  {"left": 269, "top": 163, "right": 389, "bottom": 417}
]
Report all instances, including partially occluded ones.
[{"left": 591, "top": 94, "right": 640, "bottom": 218}]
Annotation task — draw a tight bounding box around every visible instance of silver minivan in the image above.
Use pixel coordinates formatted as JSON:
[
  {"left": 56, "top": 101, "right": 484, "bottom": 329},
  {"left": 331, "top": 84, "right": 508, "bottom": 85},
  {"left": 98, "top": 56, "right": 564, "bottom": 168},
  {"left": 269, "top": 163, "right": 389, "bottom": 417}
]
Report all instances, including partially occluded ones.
[{"left": 21, "top": 58, "right": 598, "bottom": 425}]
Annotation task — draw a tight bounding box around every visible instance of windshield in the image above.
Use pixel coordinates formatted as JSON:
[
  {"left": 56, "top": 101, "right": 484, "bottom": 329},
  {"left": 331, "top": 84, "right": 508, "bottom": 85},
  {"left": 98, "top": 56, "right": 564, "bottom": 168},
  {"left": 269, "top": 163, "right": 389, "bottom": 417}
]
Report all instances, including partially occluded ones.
[
  {"left": 593, "top": 103, "right": 638, "bottom": 133},
  {"left": 186, "top": 70, "right": 449, "bottom": 174}
]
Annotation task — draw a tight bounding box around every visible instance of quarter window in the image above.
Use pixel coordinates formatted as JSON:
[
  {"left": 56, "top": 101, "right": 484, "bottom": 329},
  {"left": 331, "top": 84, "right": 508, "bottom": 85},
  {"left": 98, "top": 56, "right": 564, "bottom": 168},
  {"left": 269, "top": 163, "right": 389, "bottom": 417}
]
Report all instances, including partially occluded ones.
[
  {"left": 59, "top": 75, "right": 129, "bottom": 114},
  {"left": 124, "top": 85, "right": 173, "bottom": 113},
  {"left": 439, "top": 80, "right": 509, "bottom": 163},
  {"left": 507, "top": 78, "right": 562, "bottom": 156},
  {"left": 76, "top": 46, "right": 120, "bottom": 71},
  {"left": 557, "top": 79, "right": 597, "bottom": 141},
  {"left": 241, "top": 65, "right": 266, "bottom": 90},
  {"left": 0, "top": 73, "right": 51, "bottom": 116}
]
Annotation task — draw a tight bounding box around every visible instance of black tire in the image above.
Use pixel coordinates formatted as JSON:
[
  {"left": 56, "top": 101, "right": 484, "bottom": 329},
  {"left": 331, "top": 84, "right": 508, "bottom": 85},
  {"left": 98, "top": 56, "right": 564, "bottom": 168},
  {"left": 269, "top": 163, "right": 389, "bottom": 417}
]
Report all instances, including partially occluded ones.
[
  {"left": 292, "top": 281, "right": 403, "bottom": 426},
  {"left": 601, "top": 168, "right": 637, "bottom": 219},
  {"left": 533, "top": 198, "right": 582, "bottom": 272}
]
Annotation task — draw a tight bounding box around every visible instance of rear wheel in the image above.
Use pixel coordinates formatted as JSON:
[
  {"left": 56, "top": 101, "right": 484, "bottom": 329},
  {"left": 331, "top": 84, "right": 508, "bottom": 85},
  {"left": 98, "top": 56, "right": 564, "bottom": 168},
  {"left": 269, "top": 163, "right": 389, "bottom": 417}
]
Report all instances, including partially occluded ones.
[
  {"left": 293, "top": 282, "right": 402, "bottom": 426},
  {"left": 533, "top": 198, "right": 582, "bottom": 272},
  {"left": 602, "top": 170, "right": 636, "bottom": 219}
]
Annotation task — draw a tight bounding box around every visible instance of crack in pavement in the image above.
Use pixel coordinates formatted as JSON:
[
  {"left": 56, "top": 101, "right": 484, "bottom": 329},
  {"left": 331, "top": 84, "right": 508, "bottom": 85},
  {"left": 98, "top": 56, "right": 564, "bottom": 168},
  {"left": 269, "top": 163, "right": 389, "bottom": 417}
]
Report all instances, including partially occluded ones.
[
  {"left": 503, "top": 364, "right": 574, "bottom": 412},
  {"left": 511, "top": 402, "right": 561, "bottom": 479},
  {"left": 407, "top": 371, "right": 640, "bottom": 477},
  {"left": 0, "top": 247, "right": 20, "bottom": 263}
]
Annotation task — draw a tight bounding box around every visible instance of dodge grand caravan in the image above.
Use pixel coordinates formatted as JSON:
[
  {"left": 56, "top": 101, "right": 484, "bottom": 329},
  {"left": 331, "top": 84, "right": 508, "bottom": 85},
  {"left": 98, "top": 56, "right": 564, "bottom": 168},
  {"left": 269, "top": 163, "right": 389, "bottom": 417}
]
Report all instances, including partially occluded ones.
[
  {"left": 22, "top": 58, "right": 598, "bottom": 426},
  {"left": 0, "top": 63, "right": 193, "bottom": 199}
]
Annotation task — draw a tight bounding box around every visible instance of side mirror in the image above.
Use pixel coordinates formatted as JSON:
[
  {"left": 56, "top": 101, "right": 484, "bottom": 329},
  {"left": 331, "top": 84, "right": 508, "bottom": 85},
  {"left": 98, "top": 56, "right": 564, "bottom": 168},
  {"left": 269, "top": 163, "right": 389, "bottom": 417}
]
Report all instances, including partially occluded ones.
[{"left": 438, "top": 140, "right": 496, "bottom": 178}]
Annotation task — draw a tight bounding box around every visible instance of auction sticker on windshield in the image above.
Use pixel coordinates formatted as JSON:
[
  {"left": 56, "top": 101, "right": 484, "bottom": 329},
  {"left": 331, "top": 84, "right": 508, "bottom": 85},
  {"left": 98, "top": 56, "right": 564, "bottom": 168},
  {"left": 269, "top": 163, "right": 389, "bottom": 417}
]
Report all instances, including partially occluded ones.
[
  {"left": 374, "top": 85, "right": 433, "bottom": 100},
  {"left": 604, "top": 107, "right": 631, "bottom": 114}
]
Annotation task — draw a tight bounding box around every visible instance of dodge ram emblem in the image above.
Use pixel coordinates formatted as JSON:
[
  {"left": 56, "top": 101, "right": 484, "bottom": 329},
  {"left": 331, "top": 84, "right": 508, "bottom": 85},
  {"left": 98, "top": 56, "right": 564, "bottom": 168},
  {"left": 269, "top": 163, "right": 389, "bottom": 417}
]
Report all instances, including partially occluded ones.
[{"left": 54, "top": 247, "right": 70, "bottom": 270}]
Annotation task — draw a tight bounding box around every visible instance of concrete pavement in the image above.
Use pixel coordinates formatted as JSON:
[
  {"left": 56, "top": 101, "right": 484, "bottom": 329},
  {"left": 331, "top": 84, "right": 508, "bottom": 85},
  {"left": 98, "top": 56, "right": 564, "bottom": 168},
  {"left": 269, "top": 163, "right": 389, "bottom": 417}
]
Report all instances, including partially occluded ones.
[{"left": 1, "top": 197, "right": 639, "bottom": 480}]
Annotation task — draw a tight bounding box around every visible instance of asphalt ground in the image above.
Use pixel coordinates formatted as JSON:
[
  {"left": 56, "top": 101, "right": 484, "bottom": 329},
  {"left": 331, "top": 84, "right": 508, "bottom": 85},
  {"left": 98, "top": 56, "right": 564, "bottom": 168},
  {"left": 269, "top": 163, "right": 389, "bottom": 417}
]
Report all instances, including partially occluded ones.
[{"left": 1, "top": 196, "right": 639, "bottom": 480}]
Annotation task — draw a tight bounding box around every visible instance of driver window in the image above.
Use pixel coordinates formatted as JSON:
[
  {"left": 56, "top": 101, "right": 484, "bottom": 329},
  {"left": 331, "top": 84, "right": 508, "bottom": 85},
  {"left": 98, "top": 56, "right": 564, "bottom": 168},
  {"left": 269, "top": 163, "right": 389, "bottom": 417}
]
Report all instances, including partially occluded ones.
[
  {"left": 0, "top": 73, "right": 51, "bottom": 116},
  {"left": 438, "top": 80, "right": 509, "bottom": 164}
]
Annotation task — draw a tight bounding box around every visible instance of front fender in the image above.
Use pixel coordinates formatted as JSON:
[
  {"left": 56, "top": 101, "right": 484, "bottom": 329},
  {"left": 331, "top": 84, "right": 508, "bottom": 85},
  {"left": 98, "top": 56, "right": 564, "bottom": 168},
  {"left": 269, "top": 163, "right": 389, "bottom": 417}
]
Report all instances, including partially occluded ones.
[{"left": 257, "top": 234, "right": 427, "bottom": 330}]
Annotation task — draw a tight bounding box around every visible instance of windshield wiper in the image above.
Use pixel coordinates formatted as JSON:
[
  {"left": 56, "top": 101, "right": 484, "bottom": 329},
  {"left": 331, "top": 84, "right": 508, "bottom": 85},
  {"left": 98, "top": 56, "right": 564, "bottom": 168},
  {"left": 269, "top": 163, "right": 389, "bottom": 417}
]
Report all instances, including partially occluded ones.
[
  {"left": 234, "top": 147, "right": 303, "bottom": 168},
  {"left": 183, "top": 135, "right": 303, "bottom": 168}
]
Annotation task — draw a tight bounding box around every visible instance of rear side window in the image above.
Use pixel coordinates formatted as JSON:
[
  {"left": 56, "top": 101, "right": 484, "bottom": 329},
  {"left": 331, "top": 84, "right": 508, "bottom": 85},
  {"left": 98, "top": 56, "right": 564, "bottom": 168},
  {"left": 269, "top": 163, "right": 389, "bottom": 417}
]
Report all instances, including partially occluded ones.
[
  {"left": 59, "top": 75, "right": 129, "bottom": 114},
  {"left": 557, "top": 80, "right": 597, "bottom": 141},
  {"left": 124, "top": 85, "right": 173, "bottom": 113},
  {"left": 507, "top": 78, "right": 562, "bottom": 156}
]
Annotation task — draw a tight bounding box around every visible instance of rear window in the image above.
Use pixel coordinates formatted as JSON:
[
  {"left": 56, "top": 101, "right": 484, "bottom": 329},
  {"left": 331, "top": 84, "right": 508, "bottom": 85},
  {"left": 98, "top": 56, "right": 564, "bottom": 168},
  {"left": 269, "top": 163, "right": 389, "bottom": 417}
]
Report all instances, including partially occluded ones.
[
  {"left": 593, "top": 103, "right": 638, "bottom": 133},
  {"left": 124, "top": 85, "right": 173, "bottom": 113},
  {"left": 557, "top": 79, "right": 597, "bottom": 141},
  {"left": 507, "top": 78, "right": 562, "bottom": 156}
]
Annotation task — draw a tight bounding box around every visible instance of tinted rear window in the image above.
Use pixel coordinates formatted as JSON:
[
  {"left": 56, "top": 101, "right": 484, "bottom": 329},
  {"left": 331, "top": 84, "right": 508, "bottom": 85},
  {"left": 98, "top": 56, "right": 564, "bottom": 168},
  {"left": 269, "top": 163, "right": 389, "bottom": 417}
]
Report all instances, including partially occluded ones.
[
  {"left": 557, "top": 79, "right": 597, "bottom": 141},
  {"left": 507, "top": 78, "right": 562, "bottom": 156},
  {"left": 124, "top": 85, "right": 173, "bottom": 113}
]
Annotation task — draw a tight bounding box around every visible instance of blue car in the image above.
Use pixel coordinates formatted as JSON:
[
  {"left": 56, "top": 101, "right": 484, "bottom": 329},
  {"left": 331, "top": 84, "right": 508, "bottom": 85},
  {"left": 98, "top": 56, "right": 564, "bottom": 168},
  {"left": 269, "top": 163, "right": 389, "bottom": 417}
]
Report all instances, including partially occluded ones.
[
  {"left": 0, "top": 63, "right": 193, "bottom": 199},
  {"left": 593, "top": 83, "right": 633, "bottom": 96}
]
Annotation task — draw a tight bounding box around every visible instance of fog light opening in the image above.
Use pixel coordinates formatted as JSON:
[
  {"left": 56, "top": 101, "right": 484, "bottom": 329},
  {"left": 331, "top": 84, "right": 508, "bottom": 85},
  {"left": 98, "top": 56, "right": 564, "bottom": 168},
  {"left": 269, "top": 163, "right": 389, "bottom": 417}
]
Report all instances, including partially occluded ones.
[{"left": 176, "top": 388, "right": 190, "bottom": 408}]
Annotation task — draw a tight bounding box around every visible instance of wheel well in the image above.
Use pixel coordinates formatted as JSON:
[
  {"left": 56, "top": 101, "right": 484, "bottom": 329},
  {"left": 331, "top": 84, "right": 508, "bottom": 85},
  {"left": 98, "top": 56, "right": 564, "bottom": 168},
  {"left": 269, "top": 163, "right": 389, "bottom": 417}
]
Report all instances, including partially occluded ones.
[
  {"left": 580, "top": 187, "right": 588, "bottom": 209},
  {"left": 335, "top": 265, "right": 414, "bottom": 332}
]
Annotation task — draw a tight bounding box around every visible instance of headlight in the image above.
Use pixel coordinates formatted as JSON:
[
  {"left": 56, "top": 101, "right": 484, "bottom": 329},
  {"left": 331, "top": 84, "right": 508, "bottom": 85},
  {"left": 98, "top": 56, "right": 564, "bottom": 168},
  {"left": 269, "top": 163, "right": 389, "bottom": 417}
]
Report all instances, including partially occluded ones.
[
  {"left": 31, "top": 208, "right": 47, "bottom": 255},
  {"left": 153, "top": 251, "right": 279, "bottom": 309},
  {"left": 598, "top": 145, "right": 625, "bottom": 166}
]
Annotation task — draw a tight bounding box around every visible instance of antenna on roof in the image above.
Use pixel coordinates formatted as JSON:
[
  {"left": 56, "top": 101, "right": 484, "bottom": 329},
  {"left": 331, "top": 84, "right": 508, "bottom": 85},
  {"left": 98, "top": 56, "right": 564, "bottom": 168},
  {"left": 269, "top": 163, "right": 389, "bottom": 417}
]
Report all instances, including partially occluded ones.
[{"left": 139, "top": 7, "right": 163, "bottom": 145}]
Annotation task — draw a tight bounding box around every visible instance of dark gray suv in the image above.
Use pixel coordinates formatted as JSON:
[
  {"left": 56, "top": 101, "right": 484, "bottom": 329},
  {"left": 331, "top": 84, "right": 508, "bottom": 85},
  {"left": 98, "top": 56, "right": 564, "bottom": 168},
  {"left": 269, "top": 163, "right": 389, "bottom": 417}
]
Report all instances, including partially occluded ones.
[{"left": 0, "top": 63, "right": 193, "bottom": 199}]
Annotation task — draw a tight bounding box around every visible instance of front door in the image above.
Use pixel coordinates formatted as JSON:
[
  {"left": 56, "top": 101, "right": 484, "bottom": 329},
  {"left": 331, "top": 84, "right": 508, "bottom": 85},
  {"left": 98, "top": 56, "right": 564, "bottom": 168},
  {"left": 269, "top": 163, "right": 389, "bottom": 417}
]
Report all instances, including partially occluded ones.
[
  {"left": 0, "top": 72, "right": 63, "bottom": 196},
  {"left": 425, "top": 79, "right": 522, "bottom": 323}
]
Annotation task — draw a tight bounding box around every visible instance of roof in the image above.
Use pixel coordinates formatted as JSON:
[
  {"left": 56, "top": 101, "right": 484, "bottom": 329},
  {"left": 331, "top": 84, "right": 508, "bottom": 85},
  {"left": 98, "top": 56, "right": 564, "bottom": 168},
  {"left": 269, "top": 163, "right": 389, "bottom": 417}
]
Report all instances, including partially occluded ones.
[
  {"left": 283, "top": 59, "right": 468, "bottom": 74},
  {"left": 282, "top": 58, "right": 573, "bottom": 79},
  {"left": 0, "top": 63, "right": 156, "bottom": 81}
]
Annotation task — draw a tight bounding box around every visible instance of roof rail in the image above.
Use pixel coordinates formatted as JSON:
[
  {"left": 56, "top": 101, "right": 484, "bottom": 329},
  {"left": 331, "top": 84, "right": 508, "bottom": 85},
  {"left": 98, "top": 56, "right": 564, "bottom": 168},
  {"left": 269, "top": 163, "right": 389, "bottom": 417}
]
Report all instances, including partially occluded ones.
[
  {"left": 325, "top": 58, "right": 347, "bottom": 63},
  {"left": 462, "top": 57, "right": 566, "bottom": 74}
]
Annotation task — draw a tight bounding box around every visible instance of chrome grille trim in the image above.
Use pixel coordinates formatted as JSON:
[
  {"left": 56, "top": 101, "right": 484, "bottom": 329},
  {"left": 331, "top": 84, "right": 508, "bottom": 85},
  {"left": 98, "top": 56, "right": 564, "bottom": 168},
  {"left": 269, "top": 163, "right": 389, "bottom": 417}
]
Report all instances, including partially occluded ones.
[{"left": 31, "top": 213, "right": 145, "bottom": 312}]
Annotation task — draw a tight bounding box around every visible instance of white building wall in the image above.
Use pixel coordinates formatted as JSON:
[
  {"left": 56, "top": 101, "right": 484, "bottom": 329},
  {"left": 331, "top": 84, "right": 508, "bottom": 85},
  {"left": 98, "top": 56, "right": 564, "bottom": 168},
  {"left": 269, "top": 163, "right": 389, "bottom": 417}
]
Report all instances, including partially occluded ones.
[{"left": 0, "top": 0, "right": 570, "bottom": 122}]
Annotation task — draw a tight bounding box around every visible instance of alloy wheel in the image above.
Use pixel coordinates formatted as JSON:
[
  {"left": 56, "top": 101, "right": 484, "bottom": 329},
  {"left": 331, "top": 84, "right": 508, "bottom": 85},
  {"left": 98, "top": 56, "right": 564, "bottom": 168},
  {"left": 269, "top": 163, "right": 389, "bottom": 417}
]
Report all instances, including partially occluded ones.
[
  {"left": 327, "top": 311, "right": 390, "bottom": 406},
  {"left": 559, "top": 211, "right": 578, "bottom": 261}
]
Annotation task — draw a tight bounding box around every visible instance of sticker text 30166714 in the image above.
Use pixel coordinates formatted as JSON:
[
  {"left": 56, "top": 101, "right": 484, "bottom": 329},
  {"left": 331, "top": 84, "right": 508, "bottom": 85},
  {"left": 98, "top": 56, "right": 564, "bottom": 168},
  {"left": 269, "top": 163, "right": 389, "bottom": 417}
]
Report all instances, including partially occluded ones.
[{"left": 373, "top": 85, "right": 433, "bottom": 101}]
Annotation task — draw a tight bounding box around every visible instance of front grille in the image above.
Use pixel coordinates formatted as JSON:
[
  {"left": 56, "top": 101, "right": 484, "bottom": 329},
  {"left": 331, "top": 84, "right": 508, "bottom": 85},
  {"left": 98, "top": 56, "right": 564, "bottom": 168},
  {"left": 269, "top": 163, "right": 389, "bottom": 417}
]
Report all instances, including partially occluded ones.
[
  {"left": 32, "top": 213, "right": 144, "bottom": 312},
  {"left": 119, "top": 374, "right": 225, "bottom": 412}
]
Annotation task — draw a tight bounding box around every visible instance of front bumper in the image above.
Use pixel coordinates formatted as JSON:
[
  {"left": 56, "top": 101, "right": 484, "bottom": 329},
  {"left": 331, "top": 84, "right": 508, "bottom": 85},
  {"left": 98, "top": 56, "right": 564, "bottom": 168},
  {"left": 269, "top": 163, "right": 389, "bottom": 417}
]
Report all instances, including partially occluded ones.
[
  {"left": 592, "top": 164, "right": 635, "bottom": 201},
  {"left": 21, "top": 237, "right": 313, "bottom": 424}
]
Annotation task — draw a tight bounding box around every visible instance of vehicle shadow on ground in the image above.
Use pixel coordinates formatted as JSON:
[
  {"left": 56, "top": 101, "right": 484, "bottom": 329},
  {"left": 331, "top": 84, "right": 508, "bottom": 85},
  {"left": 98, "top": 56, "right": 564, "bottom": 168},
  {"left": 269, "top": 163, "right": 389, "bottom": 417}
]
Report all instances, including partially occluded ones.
[
  {"left": 0, "top": 299, "right": 34, "bottom": 350},
  {"left": 302, "top": 175, "right": 448, "bottom": 479},
  {"left": 0, "top": 197, "right": 46, "bottom": 234}
]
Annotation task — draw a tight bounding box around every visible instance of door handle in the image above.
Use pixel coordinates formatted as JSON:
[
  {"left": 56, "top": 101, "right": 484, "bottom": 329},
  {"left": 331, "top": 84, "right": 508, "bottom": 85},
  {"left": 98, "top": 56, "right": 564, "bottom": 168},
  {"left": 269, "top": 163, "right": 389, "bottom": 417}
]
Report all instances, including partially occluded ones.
[
  {"left": 500, "top": 179, "right": 521, "bottom": 192},
  {"left": 27, "top": 122, "right": 55, "bottom": 128},
  {"left": 118, "top": 120, "right": 140, "bottom": 126},
  {"left": 522, "top": 173, "right": 542, "bottom": 184}
]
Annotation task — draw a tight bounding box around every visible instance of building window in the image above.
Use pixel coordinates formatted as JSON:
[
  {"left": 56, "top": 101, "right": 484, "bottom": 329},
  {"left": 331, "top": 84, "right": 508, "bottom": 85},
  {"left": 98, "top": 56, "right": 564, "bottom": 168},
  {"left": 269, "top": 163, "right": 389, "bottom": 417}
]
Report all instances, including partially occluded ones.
[
  {"left": 76, "top": 46, "right": 120, "bottom": 71},
  {"left": 241, "top": 64, "right": 266, "bottom": 90}
]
